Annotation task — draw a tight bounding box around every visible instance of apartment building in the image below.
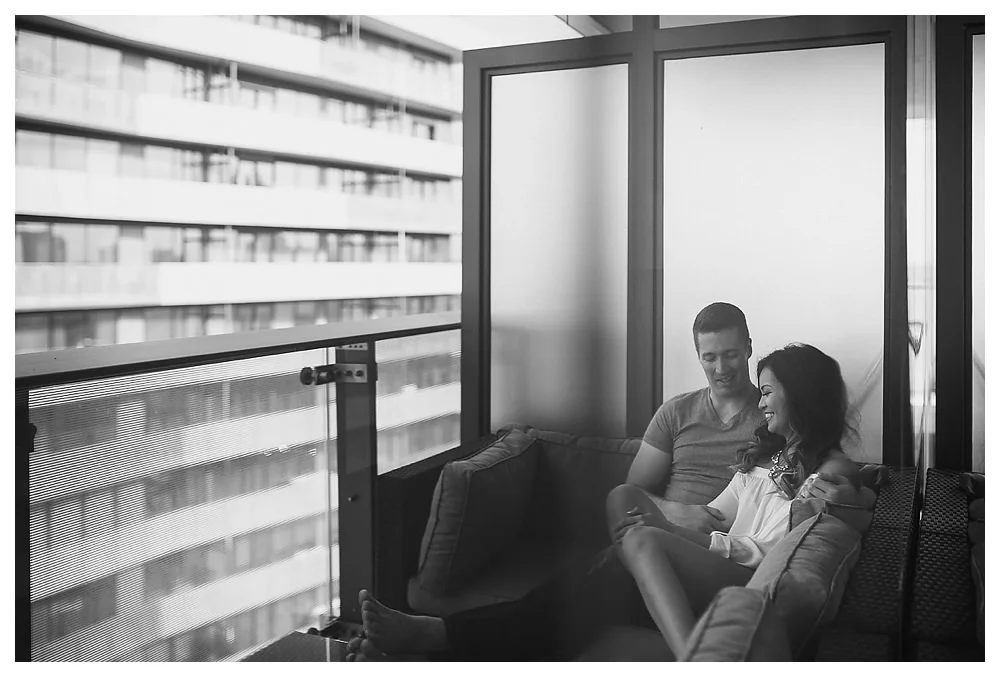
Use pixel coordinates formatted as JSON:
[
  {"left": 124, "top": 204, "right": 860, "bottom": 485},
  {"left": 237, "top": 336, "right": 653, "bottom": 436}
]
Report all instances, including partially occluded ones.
[{"left": 16, "top": 14, "right": 463, "bottom": 661}]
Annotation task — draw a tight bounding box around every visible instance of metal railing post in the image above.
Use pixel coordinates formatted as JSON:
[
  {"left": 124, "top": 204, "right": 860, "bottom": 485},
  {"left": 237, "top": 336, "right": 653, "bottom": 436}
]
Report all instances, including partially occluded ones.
[{"left": 332, "top": 342, "right": 378, "bottom": 624}]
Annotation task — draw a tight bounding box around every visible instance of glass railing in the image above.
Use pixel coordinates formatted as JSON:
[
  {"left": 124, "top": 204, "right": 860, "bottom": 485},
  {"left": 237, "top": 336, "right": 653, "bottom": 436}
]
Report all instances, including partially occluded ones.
[{"left": 17, "top": 313, "right": 461, "bottom": 661}]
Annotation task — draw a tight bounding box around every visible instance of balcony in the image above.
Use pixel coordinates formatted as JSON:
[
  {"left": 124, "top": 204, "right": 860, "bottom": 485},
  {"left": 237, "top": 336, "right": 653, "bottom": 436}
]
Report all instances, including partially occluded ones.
[
  {"left": 15, "top": 167, "right": 461, "bottom": 233},
  {"left": 19, "top": 313, "right": 462, "bottom": 661},
  {"left": 15, "top": 72, "right": 462, "bottom": 178},
  {"left": 15, "top": 262, "right": 461, "bottom": 311},
  {"left": 51, "top": 15, "right": 463, "bottom": 113}
]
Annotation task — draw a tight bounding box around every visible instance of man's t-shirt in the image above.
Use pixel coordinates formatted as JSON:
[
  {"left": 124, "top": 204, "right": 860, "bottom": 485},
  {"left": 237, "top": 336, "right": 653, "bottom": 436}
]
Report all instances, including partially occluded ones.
[{"left": 642, "top": 387, "right": 764, "bottom": 506}]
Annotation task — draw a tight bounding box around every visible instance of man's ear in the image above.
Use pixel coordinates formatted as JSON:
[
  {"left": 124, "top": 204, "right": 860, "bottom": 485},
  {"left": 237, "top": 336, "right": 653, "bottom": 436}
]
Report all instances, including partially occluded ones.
[{"left": 746, "top": 338, "right": 753, "bottom": 359}]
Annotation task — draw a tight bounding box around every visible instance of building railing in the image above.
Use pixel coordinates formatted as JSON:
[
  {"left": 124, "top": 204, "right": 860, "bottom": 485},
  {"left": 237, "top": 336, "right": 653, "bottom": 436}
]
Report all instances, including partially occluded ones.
[{"left": 16, "top": 312, "right": 461, "bottom": 661}]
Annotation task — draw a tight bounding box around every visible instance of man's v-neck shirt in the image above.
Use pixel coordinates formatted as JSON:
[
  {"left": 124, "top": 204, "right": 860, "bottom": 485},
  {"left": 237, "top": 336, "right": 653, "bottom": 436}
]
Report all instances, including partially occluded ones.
[{"left": 642, "top": 387, "right": 765, "bottom": 505}]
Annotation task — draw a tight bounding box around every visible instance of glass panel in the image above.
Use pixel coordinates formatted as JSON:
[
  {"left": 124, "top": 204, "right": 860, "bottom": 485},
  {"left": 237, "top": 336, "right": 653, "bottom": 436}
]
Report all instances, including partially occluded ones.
[
  {"left": 662, "top": 44, "right": 885, "bottom": 461},
  {"left": 28, "top": 350, "right": 338, "bottom": 660},
  {"left": 490, "top": 64, "right": 629, "bottom": 436},
  {"left": 971, "top": 33, "right": 984, "bottom": 473},
  {"left": 376, "top": 330, "right": 461, "bottom": 474}
]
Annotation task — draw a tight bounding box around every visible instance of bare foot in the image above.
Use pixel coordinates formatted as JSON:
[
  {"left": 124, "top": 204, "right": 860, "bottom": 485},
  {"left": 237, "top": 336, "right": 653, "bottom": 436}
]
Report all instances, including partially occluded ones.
[
  {"left": 359, "top": 589, "right": 448, "bottom": 656},
  {"left": 345, "top": 637, "right": 426, "bottom": 662}
]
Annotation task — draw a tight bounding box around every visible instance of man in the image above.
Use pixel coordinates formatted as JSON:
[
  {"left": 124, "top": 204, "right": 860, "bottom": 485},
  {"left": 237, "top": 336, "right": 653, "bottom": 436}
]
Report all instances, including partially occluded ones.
[{"left": 608, "top": 301, "right": 763, "bottom": 541}]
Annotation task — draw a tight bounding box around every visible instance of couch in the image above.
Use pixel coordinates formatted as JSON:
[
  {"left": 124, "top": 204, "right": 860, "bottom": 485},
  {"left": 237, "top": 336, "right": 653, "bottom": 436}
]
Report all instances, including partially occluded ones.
[{"left": 376, "top": 423, "right": 928, "bottom": 660}]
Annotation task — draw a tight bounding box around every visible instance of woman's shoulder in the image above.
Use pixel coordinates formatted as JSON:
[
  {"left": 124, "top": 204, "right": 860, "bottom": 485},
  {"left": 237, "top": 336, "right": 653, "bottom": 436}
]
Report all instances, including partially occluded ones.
[{"left": 815, "top": 450, "right": 861, "bottom": 482}]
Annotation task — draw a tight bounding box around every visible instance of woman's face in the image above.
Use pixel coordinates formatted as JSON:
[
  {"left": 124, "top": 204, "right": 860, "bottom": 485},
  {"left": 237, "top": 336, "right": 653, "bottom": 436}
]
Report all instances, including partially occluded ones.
[{"left": 758, "top": 367, "right": 793, "bottom": 438}]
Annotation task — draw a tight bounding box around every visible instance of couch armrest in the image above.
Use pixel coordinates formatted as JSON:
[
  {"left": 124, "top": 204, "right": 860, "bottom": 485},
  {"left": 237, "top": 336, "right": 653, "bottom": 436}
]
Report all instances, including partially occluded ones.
[{"left": 375, "top": 434, "right": 500, "bottom": 612}]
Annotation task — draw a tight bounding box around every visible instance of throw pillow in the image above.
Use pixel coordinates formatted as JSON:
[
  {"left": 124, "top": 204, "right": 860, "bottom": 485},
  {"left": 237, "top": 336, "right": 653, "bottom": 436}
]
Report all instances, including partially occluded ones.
[
  {"left": 415, "top": 427, "right": 538, "bottom": 594},
  {"left": 680, "top": 586, "right": 792, "bottom": 661},
  {"left": 747, "top": 512, "right": 862, "bottom": 659}
]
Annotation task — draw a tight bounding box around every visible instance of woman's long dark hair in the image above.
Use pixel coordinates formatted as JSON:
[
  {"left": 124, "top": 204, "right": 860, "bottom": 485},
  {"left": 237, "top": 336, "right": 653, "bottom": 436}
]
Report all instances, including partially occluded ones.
[{"left": 733, "top": 343, "right": 858, "bottom": 490}]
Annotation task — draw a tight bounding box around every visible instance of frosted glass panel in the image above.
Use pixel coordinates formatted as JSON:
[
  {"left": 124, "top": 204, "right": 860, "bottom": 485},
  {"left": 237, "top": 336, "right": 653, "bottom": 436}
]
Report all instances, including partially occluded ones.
[
  {"left": 971, "top": 33, "right": 984, "bottom": 473},
  {"left": 662, "top": 44, "right": 885, "bottom": 462},
  {"left": 490, "top": 64, "right": 628, "bottom": 436}
]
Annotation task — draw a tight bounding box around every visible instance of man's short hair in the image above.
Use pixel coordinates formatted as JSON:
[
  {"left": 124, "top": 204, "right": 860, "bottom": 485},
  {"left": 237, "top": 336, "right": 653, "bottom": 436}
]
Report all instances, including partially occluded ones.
[{"left": 692, "top": 302, "right": 750, "bottom": 348}]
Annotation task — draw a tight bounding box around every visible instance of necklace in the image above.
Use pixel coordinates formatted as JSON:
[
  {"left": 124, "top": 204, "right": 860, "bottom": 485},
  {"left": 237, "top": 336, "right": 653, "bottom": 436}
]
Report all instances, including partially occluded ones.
[{"left": 768, "top": 449, "right": 793, "bottom": 480}]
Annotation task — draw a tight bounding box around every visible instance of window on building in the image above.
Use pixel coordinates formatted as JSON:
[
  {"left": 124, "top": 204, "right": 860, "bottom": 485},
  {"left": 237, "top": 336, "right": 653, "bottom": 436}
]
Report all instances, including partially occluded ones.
[
  {"left": 16, "top": 30, "right": 54, "bottom": 75},
  {"left": 85, "top": 224, "right": 120, "bottom": 263},
  {"left": 34, "top": 575, "right": 117, "bottom": 645},
  {"left": 86, "top": 138, "right": 120, "bottom": 175},
  {"left": 51, "top": 134, "right": 87, "bottom": 172},
  {"left": 121, "top": 52, "right": 146, "bottom": 93},
  {"left": 119, "top": 142, "right": 145, "bottom": 178},
  {"left": 371, "top": 232, "right": 399, "bottom": 262},
  {"left": 15, "top": 129, "right": 52, "bottom": 168},
  {"left": 16, "top": 222, "right": 56, "bottom": 263},
  {"left": 50, "top": 224, "right": 87, "bottom": 263},
  {"left": 88, "top": 44, "right": 122, "bottom": 89},
  {"left": 146, "top": 226, "right": 184, "bottom": 262},
  {"left": 406, "top": 233, "right": 451, "bottom": 262},
  {"left": 52, "top": 36, "right": 88, "bottom": 82}
]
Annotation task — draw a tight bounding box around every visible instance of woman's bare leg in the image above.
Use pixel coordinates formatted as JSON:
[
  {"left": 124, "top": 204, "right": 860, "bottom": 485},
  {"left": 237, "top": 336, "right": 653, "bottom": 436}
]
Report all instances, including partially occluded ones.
[
  {"left": 619, "top": 526, "right": 752, "bottom": 656},
  {"left": 606, "top": 483, "right": 674, "bottom": 542}
]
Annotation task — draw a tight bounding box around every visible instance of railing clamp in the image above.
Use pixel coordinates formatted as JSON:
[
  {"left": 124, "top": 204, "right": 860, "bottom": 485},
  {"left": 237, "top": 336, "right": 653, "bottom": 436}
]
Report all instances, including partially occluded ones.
[{"left": 300, "top": 363, "right": 376, "bottom": 386}]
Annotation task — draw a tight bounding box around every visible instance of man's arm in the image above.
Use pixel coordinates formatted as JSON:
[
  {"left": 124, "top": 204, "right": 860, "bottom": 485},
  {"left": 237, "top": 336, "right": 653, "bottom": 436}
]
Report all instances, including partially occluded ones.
[{"left": 621, "top": 441, "right": 725, "bottom": 533}]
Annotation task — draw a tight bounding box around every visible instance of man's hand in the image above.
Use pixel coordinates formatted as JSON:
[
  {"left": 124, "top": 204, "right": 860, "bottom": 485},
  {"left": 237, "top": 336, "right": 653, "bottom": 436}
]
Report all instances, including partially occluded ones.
[
  {"left": 801, "top": 472, "right": 872, "bottom": 508},
  {"left": 661, "top": 502, "right": 726, "bottom": 534}
]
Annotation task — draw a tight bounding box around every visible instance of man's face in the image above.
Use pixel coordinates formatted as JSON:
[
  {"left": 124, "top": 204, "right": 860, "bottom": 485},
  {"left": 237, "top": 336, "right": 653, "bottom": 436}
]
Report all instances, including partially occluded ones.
[{"left": 696, "top": 328, "right": 753, "bottom": 397}]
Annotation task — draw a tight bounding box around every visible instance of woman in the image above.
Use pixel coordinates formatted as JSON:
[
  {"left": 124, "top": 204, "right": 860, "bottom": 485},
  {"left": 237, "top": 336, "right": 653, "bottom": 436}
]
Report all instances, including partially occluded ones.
[
  {"left": 615, "top": 343, "right": 860, "bottom": 655},
  {"left": 347, "top": 343, "right": 861, "bottom": 661}
]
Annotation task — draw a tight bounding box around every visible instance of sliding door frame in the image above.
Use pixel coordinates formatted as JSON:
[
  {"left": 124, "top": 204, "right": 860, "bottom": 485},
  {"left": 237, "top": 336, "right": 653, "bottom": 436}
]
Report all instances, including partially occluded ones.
[{"left": 935, "top": 15, "right": 985, "bottom": 471}]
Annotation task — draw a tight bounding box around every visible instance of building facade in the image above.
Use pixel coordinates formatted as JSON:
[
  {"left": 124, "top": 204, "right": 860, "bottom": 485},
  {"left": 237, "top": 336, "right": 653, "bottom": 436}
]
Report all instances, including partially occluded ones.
[{"left": 16, "top": 14, "right": 463, "bottom": 661}]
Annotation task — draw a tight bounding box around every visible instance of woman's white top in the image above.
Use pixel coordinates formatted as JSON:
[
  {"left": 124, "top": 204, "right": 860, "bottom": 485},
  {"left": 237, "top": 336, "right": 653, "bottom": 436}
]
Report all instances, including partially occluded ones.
[{"left": 706, "top": 466, "right": 792, "bottom": 569}]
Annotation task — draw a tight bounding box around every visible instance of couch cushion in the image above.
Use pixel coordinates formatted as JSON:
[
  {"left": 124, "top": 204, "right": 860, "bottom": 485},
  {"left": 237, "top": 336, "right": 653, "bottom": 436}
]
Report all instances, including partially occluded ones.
[
  {"left": 515, "top": 426, "right": 639, "bottom": 546},
  {"left": 789, "top": 495, "right": 875, "bottom": 536},
  {"left": 680, "top": 586, "right": 792, "bottom": 662},
  {"left": 414, "top": 427, "right": 538, "bottom": 595},
  {"left": 409, "top": 538, "right": 595, "bottom": 617},
  {"left": 747, "top": 512, "right": 862, "bottom": 659}
]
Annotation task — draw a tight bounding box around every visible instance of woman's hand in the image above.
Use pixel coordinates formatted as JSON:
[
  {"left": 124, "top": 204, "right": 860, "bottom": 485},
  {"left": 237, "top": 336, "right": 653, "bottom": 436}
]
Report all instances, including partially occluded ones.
[{"left": 612, "top": 506, "right": 653, "bottom": 543}]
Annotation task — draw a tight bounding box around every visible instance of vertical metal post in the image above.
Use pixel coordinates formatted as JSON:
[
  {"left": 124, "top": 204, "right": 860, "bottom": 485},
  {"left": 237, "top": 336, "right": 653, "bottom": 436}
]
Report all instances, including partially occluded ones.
[
  {"left": 333, "top": 342, "right": 378, "bottom": 624},
  {"left": 627, "top": 15, "right": 659, "bottom": 437},
  {"left": 15, "top": 386, "right": 34, "bottom": 660}
]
